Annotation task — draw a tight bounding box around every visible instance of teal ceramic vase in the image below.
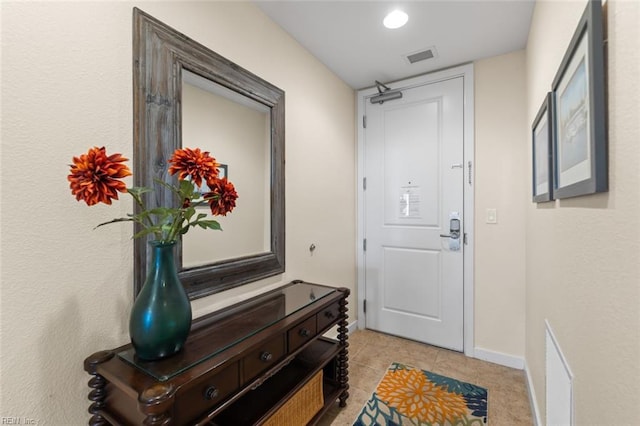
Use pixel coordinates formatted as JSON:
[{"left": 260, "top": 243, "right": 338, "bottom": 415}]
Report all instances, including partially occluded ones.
[{"left": 129, "top": 241, "right": 192, "bottom": 361}]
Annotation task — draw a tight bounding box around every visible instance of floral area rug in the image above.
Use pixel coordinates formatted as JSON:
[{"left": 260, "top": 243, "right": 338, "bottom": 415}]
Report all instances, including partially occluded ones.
[{"left": 353, "top": 362, "right": 488, "bottom": 426}]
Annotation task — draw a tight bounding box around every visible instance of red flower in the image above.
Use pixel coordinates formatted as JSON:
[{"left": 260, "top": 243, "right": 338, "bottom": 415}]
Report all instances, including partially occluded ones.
[
  {"left": 68, "top": 146, "right": 132, "bottom": 206},
  {"left": 205, "top": 177, "right": 238, "bottom": 216},
  {"left": 168, "top": 147, "right": 219, "bottom": 188}
]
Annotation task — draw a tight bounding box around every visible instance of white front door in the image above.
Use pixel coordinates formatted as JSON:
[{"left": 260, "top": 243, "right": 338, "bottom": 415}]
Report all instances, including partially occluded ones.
[{"left": 362, "top": 75, "right": 466, "bottom": 351}]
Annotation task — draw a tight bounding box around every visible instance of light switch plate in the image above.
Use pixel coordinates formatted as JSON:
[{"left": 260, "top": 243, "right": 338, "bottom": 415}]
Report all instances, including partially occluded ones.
[{"left": 486, "top": 208, "right": 497, "bottom": 224}]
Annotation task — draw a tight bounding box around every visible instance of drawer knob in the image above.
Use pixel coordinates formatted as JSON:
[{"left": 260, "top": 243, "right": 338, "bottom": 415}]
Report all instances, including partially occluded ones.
[
  {"left": 299, "top": 328, "right": 310, "bottom": 337},
  {"left": 324, "top": 311, "right": 335, "bottom": 319},
  {"left": 260, "top": 351, "right": 273, "bottom": 362},
  {"left": 203, "top": 385, "right": 219, "bottom": 400}
]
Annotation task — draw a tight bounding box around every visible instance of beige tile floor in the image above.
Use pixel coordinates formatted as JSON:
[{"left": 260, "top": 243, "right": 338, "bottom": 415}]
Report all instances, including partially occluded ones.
[{"left": 318, "top": 329, "right": 534, "bottom": 426}]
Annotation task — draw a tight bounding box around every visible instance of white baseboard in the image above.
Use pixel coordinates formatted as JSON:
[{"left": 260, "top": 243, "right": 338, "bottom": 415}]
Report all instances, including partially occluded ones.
[
  {"left": 474, "top": 348, "right": 542, "bottom": 425},
  {"left": 525, "top": 359, "right": 543, "bottom": 426},
  {"left": 324, "top": 320, "right": 359, "bottom": 339},
  {"left": 473, "top": 347, "right": 525, "bottom": 370}
]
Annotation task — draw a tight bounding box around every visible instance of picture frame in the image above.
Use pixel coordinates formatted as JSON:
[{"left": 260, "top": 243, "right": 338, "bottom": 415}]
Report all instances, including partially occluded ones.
[
  {"left": 218, "top": 163, "right": 228, "bottom": 180},
  {"left": 532, "top": 93, "right": 554, "bottom": 203},
  {"left": 551, "top": 0, "right": 607, "bottom": 199}
]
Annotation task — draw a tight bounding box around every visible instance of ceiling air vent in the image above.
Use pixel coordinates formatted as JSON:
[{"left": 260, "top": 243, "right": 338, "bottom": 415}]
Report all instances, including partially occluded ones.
[{"left": 405, "top": 46, "right": 438, "bottom": 64}]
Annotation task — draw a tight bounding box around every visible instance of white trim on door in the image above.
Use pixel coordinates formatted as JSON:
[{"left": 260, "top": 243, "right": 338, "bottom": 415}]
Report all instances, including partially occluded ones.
[{"left": 355, "top": 63, "right": 475, "bottom": 356}]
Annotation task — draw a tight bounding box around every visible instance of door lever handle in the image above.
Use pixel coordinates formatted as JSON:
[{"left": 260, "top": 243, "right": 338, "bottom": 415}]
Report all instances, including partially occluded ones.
[{"left": 440, "top": 232, "right": 460, "bottom": 239}]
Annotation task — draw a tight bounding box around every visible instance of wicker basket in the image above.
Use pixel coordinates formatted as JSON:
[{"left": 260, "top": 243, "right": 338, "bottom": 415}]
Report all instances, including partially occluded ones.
[{"left": 263, "top": 370, "right": 324, "bottom": 426}]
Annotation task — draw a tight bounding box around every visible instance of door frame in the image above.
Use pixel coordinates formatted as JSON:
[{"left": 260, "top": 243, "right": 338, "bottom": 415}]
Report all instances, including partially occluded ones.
[{"left": 356, "top": 63, "right": 475, "bottom": 356}]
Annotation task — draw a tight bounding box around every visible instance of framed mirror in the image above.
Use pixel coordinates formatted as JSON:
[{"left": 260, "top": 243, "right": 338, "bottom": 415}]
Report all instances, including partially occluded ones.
[{"left": 132, "top": 8, "right": 285, "bottom": 299}]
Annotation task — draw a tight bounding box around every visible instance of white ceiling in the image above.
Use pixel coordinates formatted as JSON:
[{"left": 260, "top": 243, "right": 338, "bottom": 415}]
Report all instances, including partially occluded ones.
[{"left": 256, "top": 1, "right": 535, "bottom": 90}]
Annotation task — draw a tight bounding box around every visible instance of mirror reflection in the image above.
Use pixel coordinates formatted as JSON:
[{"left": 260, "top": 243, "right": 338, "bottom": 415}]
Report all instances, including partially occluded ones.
[{"left": 181, "top": 70, "right": 271, "bottom": 268}]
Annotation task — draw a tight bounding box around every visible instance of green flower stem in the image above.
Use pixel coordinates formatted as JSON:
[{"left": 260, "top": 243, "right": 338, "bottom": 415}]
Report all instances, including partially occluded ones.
[
  {"left": 128, "top": 187, "right": 162, "bottom": 241},
  {"left": 165, "top": 208, "right": 185, "bottom": 243},
  {"left": 97, "top": 180, "right": 225, "bottom": 242}
]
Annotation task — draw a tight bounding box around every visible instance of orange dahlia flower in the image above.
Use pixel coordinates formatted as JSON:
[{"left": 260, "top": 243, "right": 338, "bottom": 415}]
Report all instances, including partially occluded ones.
[
  {"left": 205, "top": 177, "right": 238, "bottom": 216},
  {"left": 168, "top": 147, "right": 219, "bottom": 188},
  {"left": 68, "top": 146, "right": 132, "bottom": 206},
  {"left": 376, "top": 368, "right": 468, "bottom": 424},
  {"left": 69, "top": 145, "right": 237, "bottom": 243}
]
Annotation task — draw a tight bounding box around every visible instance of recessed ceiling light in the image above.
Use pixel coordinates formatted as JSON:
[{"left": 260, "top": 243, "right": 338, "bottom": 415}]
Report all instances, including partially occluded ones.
[{"left": 383, "top": 10, "right": 408, "bottom": 29}]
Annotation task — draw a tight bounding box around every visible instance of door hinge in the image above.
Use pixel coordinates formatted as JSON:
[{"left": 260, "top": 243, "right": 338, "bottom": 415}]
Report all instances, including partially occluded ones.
[
  {"left": 363, "top": 238, "right": 367, "bottom": 251},
  {"left": 463, "top": 232, "right": 468, "bottom": 245},
  {"left": 363, "top": 115, "right": 367, "bottom": 128},
  {"left": 363, "top": 299, "right": 367, "bottom": 314},
  {"left": 468, "top": 161, "right": 473, "bottom": 185},
  {"left": 363, "top": 177, "right": 367, "bottom": 190}
]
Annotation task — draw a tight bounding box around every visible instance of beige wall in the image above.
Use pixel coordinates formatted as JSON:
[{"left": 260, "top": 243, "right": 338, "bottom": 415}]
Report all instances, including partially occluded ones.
[
  {"left": 0, "top": 1, "right": 355, "bottom": 422},
  {"left": 474, "top": 50, "right": 527, "bottom": 360},
  {"left": 526, "top": 0, "right": 640, "bottom": 423}
]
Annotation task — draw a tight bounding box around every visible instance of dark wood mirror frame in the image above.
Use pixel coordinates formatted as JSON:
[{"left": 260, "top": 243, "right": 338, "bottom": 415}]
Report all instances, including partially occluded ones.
[{"left": 133, "top": 8, "right": 285, "bottom": 299}]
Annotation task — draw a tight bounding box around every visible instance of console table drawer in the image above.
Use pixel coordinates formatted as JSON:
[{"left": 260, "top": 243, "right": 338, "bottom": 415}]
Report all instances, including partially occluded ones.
[
  {"left": 175, "top": 362, "right": 239, "bottom": 422},
  {"left": 317, "top": 301, "right": 340, "bottom": 332},
  {"left": 288, "top": 316, "right": 317, "bottom": 352},
  {"left": 242, "top": 334, "right": 286, "bottom": 382}
]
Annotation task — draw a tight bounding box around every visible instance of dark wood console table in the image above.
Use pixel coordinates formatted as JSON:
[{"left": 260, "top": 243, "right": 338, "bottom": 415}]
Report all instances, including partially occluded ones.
[{"left": 84, "top": 281, "right": 349, "bottom": 425}]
